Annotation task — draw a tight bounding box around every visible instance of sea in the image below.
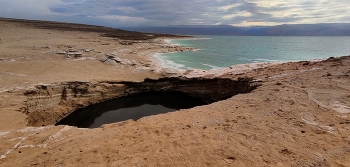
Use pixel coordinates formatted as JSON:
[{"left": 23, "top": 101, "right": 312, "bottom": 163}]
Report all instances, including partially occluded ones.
[{"left": 154, "top": 36, "right": 350, "bottom": 70}]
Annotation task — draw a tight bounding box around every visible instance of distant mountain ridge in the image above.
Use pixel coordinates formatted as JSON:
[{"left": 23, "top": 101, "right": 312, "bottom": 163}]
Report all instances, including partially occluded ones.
[{"left": 123, "top": 24, "right": 350, "bottom": 36}]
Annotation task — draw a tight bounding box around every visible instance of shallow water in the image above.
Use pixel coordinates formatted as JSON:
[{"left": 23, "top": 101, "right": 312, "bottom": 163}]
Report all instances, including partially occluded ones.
[
  {"left": 56, "top": 92, "right": 206, "bottom": 128},
  {"left": 156, "top": 36, "right": 350, "bottom": 70}
]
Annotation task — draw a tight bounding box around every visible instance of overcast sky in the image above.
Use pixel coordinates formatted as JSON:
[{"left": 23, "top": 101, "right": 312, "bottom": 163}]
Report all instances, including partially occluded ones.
[{"left": 1, "top": 0, "right": 350, "bottom": 27}]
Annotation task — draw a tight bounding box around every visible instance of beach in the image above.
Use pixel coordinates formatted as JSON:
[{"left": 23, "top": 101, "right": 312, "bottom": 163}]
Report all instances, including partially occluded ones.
[{"left": 0, "top": 18, "right": 350, "bottom": 166}]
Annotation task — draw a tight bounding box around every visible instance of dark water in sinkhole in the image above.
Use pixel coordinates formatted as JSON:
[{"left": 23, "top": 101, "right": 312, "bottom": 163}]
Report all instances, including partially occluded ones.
[{"left": 56, "top": 91, "right": 207, "bottom": 128}]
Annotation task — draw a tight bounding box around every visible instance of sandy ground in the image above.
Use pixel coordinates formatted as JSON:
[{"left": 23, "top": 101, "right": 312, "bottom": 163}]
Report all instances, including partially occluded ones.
[
  {"left": 0, "top": 19, "right": 350, "bottom": 166},
  {"left": 0, "top": 19, "right": 166, "bottom": 131}
]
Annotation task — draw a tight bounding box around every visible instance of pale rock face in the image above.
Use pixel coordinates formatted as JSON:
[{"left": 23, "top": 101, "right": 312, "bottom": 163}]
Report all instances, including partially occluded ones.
[
  {"left": 99, "top": 56, "right": 108, "bottom": 62},
  {"left": 83, "top": 48, "right": 94, "bottom": 52},
  {"left": 67, "top": 52, "right": 83, "bottom": 58},
  {"left": 103, "top": 59, "right": 118, "bottom": 65},
  {"left": 101, "top": 54, "right": 135, "bottom": 66},
  {"left": 55, "top": 51, "right": 66, "bottom": 55}
]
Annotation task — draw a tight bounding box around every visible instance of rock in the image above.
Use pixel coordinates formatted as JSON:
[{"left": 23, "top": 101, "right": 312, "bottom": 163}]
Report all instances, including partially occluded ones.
[
  {"left": 112, "top": 57, "right": 123, "bottom": 63},
  {"left": 67, "top": 49, "right": 78, "bottom": 52},
  {"left": 56, "top": 51, "right": 66, "bottom": 55},
  {"left": 67, "top": 52, "right": 83, "bottom": 58},
  {"left": 134, "top": 67, "right": 151, "bottom": 71},
  {"left": 106, "top": 54, "right": 117, "bottom": 59},
  {"left": 183, "top": 69, "right": 194, "bottom": 75},
  {"left": 160, "top": 68, "right": 179, "bottom": 76},
  {"left": 162, "top": 45, "right": 195, "bottom": 53},
  {"left": 104, "top": 59, "right": 118, "bottom": 65},
  {"left": 130, "top": 60, "right": 137, "bottom": 66},
  {"left": 302, "top": 61, "right": 309, "bottom": 66},
  {"left": 100, "top": 57, "right": 108, "bottom": 62},
  {"left": 84, "top": 48, "right": 94, "bottom": 52},
  {"left": 120, "top": 59, "right": 132, "bottom": 65},
  {"left": 120, "top": 41, "right": 133, "bottom": 45},
  {"left": 67, "top": 52, "right": 83, "bottom": 55},
  {"left": 101, "top": 54, "right": 134, "bottom": 66}
]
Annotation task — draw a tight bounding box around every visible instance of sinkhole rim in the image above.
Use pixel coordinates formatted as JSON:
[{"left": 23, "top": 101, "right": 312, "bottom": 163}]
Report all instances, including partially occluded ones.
[{"left": 25, "top": 76, "right": 256, "bottom": 127}]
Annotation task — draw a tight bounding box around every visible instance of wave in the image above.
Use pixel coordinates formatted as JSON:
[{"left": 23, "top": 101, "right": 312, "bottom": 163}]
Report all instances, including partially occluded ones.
[
  {"left": 185, "top": 38, "right": 211, "bottom": 40},
  {"left": 254, "top": 58, "right": 279, "bottom": 62},
  {"left": 153, "top": 53, "right": 186, "bottom": 70},
  {"left": 170, "top": 38, "right": 211, "bottom": 45}
]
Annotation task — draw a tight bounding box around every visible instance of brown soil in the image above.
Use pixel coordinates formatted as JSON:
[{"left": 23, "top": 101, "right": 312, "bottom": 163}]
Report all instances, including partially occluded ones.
[
  {"left": 0, "top": 18, "right": 186, "bottom": 40},
  {"left": 0, "top": 18, "right": 349, "bottom": 167}
]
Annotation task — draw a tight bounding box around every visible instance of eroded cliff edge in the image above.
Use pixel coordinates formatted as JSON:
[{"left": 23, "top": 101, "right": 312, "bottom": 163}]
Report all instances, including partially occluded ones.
[
  {"left": 1, "top": 56, "right": 349, "bottom": 166},
  {"left": 20, "top": 77, "right": 258, "bottom": 126}
]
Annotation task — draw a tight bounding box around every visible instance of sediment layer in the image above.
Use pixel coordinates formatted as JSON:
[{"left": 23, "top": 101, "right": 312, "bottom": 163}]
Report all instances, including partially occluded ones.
[{"left": 20, "top": 77, "right": 258, "bottom": 126}]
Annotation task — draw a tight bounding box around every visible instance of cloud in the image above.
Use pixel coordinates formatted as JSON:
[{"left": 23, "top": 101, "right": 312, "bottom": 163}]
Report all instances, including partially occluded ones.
[
  {"left": 218, "top": 4, "right": 241, "bottom": 11},
  {"left": 241, "top": 0, "right": 350, "bottom": 25},
  {"left": 223, "top": 11, "right": 252, "bottom": 19},
  {"left": 0, "top": 0, "right": 63, "bottom": 14},
  {"left": 0, "top": 0, "right": 350, "bottom": 27}
]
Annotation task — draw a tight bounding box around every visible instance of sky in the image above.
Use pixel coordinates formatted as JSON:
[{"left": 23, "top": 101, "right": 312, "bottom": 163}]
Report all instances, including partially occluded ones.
[{"left": 1, "top": 0, "right": 350, "bottom": 27}]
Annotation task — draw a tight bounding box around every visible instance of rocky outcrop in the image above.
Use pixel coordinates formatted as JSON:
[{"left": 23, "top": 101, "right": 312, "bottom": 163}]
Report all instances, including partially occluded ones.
[
  {"left": 66, "top": 52, "right": 83, "bottom": 58},
  {"left": 20, "top": 77, "right": 259, "bottom": 126},
  {"left": 55, "top": 48, "right": 84, "bottom": 58},
  {"left": 83, "top": 48, "right": 94, "bottom": 52},
  {"left": 159, "top": 45, "right": 196, "bottom": 53},
  {"left": 100, "top": 54, "right": 137, "bottom": 66}
]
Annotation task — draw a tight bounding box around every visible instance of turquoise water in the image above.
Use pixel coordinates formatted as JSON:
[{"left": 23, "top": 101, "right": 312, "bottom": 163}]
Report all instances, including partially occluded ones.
[{"left": 155, "top": 36, "right": 350, "bottom": 70}]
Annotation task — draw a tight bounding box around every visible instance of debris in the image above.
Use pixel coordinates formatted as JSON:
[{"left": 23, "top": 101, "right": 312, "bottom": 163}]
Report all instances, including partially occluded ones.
[
  {"left": 67, "top": 52, "right": 83, "bottom": 58},
  {"left": 83, "top": 48, "right": 94, "bottom": 52},
  {"left": 120, "top": 41, "right": 133, "bottom": 45},
  {"left": 55, "top": 51, "right": 66, "bottom": 55}
]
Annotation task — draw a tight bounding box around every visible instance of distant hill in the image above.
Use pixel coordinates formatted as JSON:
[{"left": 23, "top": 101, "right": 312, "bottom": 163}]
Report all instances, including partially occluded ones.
[
  {"left": 262, "top": 24, "right": 350, "bottom": 36},
  {"left": 0, "top": 17, "right": 186, "bottom": 40},
  {"left": 123, "top": 24, "right": 350, "bottom": 36},
  {"left": 123, "top": 25, "right": 245, "bottom": 35}
]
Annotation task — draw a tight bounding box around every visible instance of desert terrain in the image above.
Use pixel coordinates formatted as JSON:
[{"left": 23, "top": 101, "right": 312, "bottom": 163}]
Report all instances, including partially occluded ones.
[{"left": 0, "top": 18, "right": 349, "bottom": 166}]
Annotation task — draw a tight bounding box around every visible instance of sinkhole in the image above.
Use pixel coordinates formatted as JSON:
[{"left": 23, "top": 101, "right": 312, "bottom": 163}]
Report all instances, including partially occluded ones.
[
  {"left": 56, "top": 91, "right": 207, "bottom": 128},
  {"left": 24, "top": 77, "right": 256, "bottom": 127}
]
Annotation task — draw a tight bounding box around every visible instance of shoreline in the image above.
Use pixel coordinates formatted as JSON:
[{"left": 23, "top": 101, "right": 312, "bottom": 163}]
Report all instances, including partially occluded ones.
[
  {"left": 151, "top": 38, "right": 334, "bottom": 79},
  {"left": 155, "top": 35, "right": 349, "bottom": 73}
]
